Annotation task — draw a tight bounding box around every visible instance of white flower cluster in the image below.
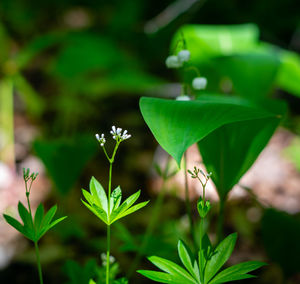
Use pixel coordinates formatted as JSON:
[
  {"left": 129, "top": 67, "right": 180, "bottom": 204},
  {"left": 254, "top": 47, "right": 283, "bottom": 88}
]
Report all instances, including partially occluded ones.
[
  {"left": 95, "top": 126, "right": 131, "bottom": 146},
  {"left": 101, "top": 252, "right": 115, "bottom": 266},
  {"left": 165, "top": 49, "right": 190, "bottom": 69},
  {"left": 110, "top": 126, "right": 131, "bottom": 141},
  {"left": 95, "top": 133, "right": 106, "bottom": 146}
]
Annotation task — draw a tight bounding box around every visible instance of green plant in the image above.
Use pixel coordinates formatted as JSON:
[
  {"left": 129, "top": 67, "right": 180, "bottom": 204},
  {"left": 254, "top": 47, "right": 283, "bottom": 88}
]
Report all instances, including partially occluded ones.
[
  {"left": 138, "top": 168, "right": 266, "bottom": 283},
  {"left": 140, "top": 38, "right": 285, "bottom": 240},
  {"left": 81, "top": 127, "right": 149, "bottom": 284},
  {"left": 3, "top": 168, "right": 67, "bottom": 284}
]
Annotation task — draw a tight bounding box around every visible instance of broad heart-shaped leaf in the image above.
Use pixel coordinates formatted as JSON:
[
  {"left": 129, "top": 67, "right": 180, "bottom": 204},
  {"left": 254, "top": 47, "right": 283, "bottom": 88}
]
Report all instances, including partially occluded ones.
[
  {"left": 204, "top": 233, "right": 237, "bottom": 284},
  {"left": 208, "top": 261, "right": 266, "bottom": 284},
  {"left": 140, "top": 96, "right": 280, "bottom": 167},
  {"left": 198, "top": 108, "right": 283, "bottom": 199},
  {"left": 146, "top": 256, "right": 197, "bottom": 283},
  {"left": 171, "top": 24, "right": 259, "bottom": 66},
  {"left": 214, "top": 52, "right": 280, "bottom": 101}
]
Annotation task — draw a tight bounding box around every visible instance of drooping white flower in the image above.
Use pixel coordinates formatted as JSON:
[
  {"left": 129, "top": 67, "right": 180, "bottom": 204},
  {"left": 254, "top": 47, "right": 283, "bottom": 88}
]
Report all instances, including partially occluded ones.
[
  {"left": 176, "top": 95, "right": 191, "bottom": 101},
  {"left": 165, "top": 55, "right": 182, "bottom": 69},
  {"left": 177, "top": 49, "right": 190, "bottom": 63},
  {"left": 192, "top": 77, "right": 207, "bottom": 90},
  {"left": 95, "top": 133, "right": 106, "bottom": 146}
]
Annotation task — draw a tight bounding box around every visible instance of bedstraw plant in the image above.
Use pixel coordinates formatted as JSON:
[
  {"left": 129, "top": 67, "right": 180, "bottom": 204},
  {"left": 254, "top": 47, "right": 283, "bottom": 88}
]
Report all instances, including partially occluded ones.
[
  {"left": 138, "top": 168, "right": 266, "bottom": 284},
  {"left": 3, "top": 168, "right": 67, "bottom": 284},
  {"left": 81, "top": 126, "right": 149, "bottom": 284}
]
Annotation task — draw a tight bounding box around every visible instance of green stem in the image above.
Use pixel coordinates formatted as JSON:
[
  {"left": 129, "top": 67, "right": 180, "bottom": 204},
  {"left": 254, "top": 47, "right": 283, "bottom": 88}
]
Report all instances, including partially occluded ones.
[
  {"left": 106, "top": 161, "right": 113, "bottom": 284},
  {"left": 106, "top": 225, "right": 111, "bottom": 284},
  {"left": 199, "top": 217, "right": 204, "bottom": 283},
  {"left": 217, "top": 197, "right": 226, "bottom": 243},
  {"left": 0, "top": 78, "right": 15, "bottom": 169},
  {"left": 183, "top": 152, "right": 196, "bottom": 248},
  {"left": 34, "top": 241, "right": 43, "bottom": 284}
]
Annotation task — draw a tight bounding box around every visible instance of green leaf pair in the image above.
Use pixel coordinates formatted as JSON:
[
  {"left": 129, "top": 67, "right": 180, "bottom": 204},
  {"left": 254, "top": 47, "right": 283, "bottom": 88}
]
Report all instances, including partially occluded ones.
[
  {"left": 138, "top": 233, "right": 266, "bottom": 284},
  {"left": 3, "top": 203, "right": 67, "bottom": 242},
  {"left": 81, "top": 177, "right": 149, "bottom": 225}
]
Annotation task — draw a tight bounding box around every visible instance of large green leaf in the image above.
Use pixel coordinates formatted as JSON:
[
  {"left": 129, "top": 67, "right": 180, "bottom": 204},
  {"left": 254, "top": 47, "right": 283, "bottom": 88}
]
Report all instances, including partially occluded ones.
[
  {"left": 276, "top": 49, "right": 300, "bottom": 97},
  {"left": 140, "top": 96, "right": 281, "bottom": 167},
  {"left": 172, "top": 24, "right": 259, "bottom": 65},
  {"left": 198, "top": 106, "right": 283, "bottom": 199},
  {"left": 215, "top": 53, "right": 280, "bottom": 100}
]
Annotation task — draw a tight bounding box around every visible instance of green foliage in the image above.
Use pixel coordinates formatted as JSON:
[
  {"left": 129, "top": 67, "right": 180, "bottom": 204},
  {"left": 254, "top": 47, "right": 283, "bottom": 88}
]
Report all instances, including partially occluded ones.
[
  {"left": 197, "top": 100, "right": 284, "bottom": 199},
  {"left": 64, "top": 258, "right": 128, "bottom": 284},
  {"left": 172, "top": 24, "right": 300, "bottom": 99},
  {"left": 215, "top": 53, "right": 280, "bottom": 100},
  {"left": 139, "top": 95, "right": 281, "bottom": 167},
  {"left": 34, "top": 135, "right": 98, "bottom": 194},
  {"left": 3, "top": 203, "right": 67, "bottom": 242},
  {"left": 262, "top": 209, "right": 300, "bottom": 277},
  {"left": 138, "top": 233, "right": 265, "bottom": 284},
  {"left": 81, "top": 177, "right": 149, "bottom": 225}
]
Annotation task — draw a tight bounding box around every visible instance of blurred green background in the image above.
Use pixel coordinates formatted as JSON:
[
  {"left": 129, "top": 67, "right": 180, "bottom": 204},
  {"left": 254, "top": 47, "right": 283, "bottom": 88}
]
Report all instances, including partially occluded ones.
[{"left": 1, "top": 0, "right": 300, "bottom": 283}]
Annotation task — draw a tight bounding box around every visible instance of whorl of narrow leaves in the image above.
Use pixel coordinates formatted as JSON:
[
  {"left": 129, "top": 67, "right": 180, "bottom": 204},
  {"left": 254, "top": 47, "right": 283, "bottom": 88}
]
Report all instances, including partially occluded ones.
[
  {"left": 138, "top": 233, "right": 266, "bottom": 284},
  {"left": 81, "top": 176, "right": 149, "bottom": 225},
  {"left": 3, "top": 202, "right": 67, "bottom": 242}
]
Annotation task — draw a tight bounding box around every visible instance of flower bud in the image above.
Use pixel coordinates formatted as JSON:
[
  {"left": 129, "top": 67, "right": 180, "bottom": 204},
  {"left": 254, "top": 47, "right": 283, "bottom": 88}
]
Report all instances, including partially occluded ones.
[{"left": 192, "top": 77, "right": 207, "bottom": 90}]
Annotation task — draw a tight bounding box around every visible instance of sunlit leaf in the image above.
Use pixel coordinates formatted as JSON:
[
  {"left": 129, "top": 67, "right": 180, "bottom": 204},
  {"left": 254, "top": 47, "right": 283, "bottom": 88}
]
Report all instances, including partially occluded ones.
[
  {"left": 209, "top": 261, "right": 266, "bottom": 284},
  {"left": 204, "top": 233, "right": 237, "bottom": 284},
  {"left": 140, "top": 96, "right": 280, "bottom": 167}
]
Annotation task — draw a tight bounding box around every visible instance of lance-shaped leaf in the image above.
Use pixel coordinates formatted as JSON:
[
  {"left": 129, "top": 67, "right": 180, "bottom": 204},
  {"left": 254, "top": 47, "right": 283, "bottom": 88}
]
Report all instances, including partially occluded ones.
[
  {"left": 208, "top": 261, "right": 266, "bottom": 284},
  {"left": 110, "top": 190, "right": 149, "bottom": 224},
  {"left": 204, "top": 233, "right": 237, "bottom": 284},
  {"left": 140, "top": 96, "right": 282, "bottom": 167}
]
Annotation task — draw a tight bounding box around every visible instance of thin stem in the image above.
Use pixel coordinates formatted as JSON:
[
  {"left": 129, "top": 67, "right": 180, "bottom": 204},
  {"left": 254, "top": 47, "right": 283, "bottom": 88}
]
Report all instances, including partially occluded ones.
[
  {"left": 106, "top": 160, "right": 113, "bottom": 284},
  {"left": 183, "top": 152, "right": 196, "bottom": 248},
  {"left": 199, "top": 217, "right": 204, "bottom": 283},
  {"left": 106, "top": 225, "right": 111, "bottom": 284},
  {"left": 34, "top": 241, "right": 43, "bottom": 284},
  {"left": 217, "top": 197, "right": 226, "bottom": 243}
]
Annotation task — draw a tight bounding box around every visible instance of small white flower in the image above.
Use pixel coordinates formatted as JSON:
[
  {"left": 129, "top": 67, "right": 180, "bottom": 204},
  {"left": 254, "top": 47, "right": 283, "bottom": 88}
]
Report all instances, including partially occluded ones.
[
  {"left": 176, "top": 95, "right": 191, "bottom": 101},
  {"left": 165, "top": 55, "right": 182, "bottom": 69},
  {"left": 95, "top": 133, "right": 106, "bottom": 146},
  {"left": 177, "top": 49, "right": 190, "bottom": 62},
  {"left": 110, "top": 126, "right": 131, "bottom": 141},
  {"left": 192, "top": 77, "right": 207, "bottom": 90}
]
